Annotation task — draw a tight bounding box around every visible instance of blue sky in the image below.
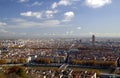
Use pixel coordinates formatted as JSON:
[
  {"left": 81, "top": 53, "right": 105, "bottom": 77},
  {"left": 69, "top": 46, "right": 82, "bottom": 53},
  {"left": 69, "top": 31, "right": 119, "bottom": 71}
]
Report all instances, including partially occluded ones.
[{"left": 0, "top": 0, "right": 120, "bottom": 38}]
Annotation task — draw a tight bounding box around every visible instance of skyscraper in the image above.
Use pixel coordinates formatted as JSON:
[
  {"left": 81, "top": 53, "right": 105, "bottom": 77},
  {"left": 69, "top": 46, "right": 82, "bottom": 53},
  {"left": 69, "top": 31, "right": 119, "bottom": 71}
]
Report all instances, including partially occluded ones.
[{"left": 92, "top": 35, "right": 95, "bottom": 45}]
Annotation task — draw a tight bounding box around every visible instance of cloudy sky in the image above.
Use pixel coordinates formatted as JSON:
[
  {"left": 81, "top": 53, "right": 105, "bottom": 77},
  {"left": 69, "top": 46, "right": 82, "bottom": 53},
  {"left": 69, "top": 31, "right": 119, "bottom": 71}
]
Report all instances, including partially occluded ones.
[{"left": 0, "top": 0, "right": 120, "bottom": 38}]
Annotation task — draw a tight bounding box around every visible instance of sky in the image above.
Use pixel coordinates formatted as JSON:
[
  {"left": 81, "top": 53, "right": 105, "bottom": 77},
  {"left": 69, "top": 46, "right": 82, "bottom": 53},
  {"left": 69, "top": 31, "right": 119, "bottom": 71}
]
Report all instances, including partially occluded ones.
[{"left": 0, "top": 0, "right": 120, "bottom": 38}]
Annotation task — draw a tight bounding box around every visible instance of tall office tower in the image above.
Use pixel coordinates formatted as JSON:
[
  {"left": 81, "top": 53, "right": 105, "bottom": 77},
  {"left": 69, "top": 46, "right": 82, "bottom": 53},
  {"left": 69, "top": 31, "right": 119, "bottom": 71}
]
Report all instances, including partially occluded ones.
[{"left": 92, "top": 35, "right": 95, "bottom": 45}]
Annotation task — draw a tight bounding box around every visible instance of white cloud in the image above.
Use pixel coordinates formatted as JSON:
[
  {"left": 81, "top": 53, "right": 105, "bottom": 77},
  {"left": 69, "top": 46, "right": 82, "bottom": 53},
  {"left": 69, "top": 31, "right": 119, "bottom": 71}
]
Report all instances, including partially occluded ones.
[
  {"left": 20, "top": 10, "right": 58, "bottom": 19},
  {"left": 45, "top": 10, "right": 58, "bottom": 18},
  {"left": 11, "top": 18, "right": 26, "bottom": 23},
  {"left": 20, "top": 11, "right": 42, "bottom": 19},
  {"left": 66, "top": 30, "right": 74, "bottom": 35},
  {"left": 85, "top": 0, "right": 112, "bottom": 8},
  {"left": 51, "top": 2, "right": 58, "bottom": 9},
  {"left": 5, "top": 18, "right": 61, "bottom": 28},
  {"left": 51, "top": 0, "right": 79, "bottom": 9},
  {"left": 26, "top": 1, "right": 42, "bottom": 7},
  {"left": 58, "top": 0, "right": 71, "bottom": 6},
  {"left": 9, "top": 18, "right": 41, "bottom": 28},
  {"left": 0, "top": 29, "right": 8, "bottom": 33},
  {"left": 41, "top": 20, "right": 60, "bottom": 27},
  {"left": 19, "top": 33, "right": 27, "bottom": 35},
  {"left": 77, "top": 27, "right": 82, "bottom": 30},
  {"left": 32, "top": 1, "right": 42, "bottom": 6},
  {"left": 19, "top": 0, "right": 29, "bottom": 3},
  {"left": 0, "top": 22, "right": 7, "bottom": 27},
  {"left": 63, "top": 11, "right": 75, "bottom": 21},
  {"left": 0, "top": 29, "right": 15, "bottom": 35}
]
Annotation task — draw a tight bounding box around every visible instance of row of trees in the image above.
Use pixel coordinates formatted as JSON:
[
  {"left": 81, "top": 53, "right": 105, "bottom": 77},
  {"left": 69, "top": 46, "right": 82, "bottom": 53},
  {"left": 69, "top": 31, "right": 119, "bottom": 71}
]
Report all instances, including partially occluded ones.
[
  {"left": 0, "top": 59, "right": 7, "bottom": 64},
  {"left": 11, "top": 58, "right": 27, "bottom": 64},
  {"left": 0, "top": 58, "right": 27, "bottom": 64},
  {"left": 35, "top": 58, "right": 53, "bottom": 64},
  {"left": 72, "top": 60, "right": 117, "bottom": 67}
]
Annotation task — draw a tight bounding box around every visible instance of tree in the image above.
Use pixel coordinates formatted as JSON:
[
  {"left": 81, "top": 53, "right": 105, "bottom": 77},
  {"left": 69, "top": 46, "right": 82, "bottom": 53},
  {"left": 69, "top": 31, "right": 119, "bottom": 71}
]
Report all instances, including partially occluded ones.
[
  {"left": 17, "top": 58, "right": 27, "bottom": 64},
  {"left": 0, "top": 59, "right": 7, "bottom": 64},
  {"left": 16, "top": 67, "right": 25, "bottom": 77},
  {"left": 35, "top": 58, "right": 52, "bottom": 64},
  {"left": 8, "top": 66, "right": 26, "bottom": 78},
  {"left": 0, "top": 71, "right": 6, "bottom": 78},
  {"left": 11, "top": 59, "right": 17, "bottom": 64}
]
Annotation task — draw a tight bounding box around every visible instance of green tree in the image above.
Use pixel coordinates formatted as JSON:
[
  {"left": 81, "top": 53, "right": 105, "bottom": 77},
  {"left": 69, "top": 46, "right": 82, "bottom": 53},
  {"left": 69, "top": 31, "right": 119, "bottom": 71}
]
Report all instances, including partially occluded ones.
[
  {"left": 11, "top": 59, "right": 17, "bottom": 64},
  {"left": 17, "top": 58, "right": 27, "bottom": 64},
  {"left": 35, "top": 58, "right": 52, "bottom": 64},
  {"left": 0, "top": 59, "right": 7, "bottom": 64},
  {"left": 0, "top": 71, "right": 6, "bottom": 78},
  {"left": 8, "top": 66, "right": 26, "bottom": 78}
]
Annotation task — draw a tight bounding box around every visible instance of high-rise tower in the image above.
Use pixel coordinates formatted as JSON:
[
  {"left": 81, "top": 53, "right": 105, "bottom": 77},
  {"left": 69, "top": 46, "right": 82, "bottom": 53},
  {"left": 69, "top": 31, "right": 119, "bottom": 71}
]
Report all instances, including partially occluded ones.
[{"left": 92, "top": 35, "right": 95, "bottom": 45}]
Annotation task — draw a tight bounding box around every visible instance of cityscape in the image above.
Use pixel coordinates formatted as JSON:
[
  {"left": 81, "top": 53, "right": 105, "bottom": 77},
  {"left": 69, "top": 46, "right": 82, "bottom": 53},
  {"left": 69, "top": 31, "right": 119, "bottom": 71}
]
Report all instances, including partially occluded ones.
[
  {"left": 1, "top": 0, "right": 120, "bottom": 78},
  {"left": 0, "top": 35, "right": 120, "bottom": 78}
]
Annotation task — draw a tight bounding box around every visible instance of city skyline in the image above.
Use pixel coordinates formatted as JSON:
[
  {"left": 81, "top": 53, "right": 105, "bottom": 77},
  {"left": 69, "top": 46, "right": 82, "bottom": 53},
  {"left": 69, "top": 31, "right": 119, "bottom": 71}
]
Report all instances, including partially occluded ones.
[{"left": 0, "top": 0, "right": 120, "bottom": 38}]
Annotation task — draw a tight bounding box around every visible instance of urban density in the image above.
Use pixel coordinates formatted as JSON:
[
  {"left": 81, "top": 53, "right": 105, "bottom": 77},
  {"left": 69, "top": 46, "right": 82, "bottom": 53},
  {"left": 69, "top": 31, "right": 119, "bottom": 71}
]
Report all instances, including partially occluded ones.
[{"left": 0, "top": 35, "right": 120, "bottom": 78}]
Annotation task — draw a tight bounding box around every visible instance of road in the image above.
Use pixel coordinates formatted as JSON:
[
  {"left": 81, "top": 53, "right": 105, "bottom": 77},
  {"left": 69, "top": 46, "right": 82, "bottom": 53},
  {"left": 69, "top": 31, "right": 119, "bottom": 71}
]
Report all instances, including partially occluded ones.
[
  {"left": 0, "top": 64, "right": 24, "bottom": 66},
  {"left": 100, "top": 73, "right": 120, "bottom": 78}
]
